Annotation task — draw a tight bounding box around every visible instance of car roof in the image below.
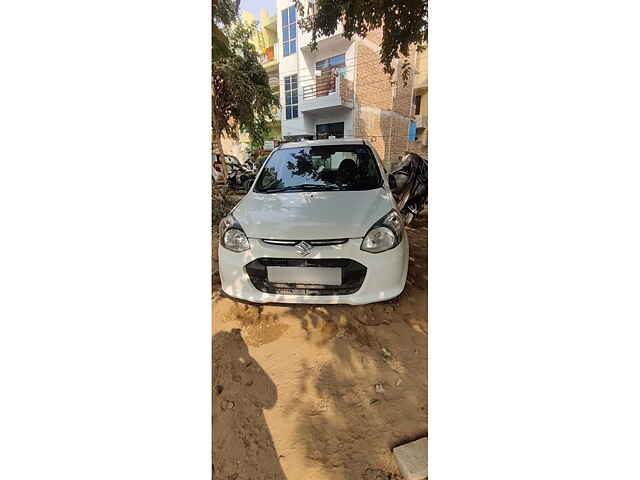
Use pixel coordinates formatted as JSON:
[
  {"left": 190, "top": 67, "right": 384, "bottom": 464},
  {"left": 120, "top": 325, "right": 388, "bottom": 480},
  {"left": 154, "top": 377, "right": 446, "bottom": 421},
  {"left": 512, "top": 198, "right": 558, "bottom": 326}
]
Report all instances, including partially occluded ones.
[{"left": 276, "top": 138, "right": 375, "bottom": 149}]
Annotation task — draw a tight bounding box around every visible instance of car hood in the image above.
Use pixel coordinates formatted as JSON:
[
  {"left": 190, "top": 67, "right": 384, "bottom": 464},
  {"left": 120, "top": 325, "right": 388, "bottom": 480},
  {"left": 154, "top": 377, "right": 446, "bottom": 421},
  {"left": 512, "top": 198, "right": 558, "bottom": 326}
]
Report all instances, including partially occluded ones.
[{"left": 232, "top": 188, "right": 395, "bottom": 240}]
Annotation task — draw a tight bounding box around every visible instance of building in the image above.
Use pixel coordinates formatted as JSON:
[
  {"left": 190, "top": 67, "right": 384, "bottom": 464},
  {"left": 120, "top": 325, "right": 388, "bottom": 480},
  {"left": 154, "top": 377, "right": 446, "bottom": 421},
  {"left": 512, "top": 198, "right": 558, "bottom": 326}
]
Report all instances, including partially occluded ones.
[
  {"left": 240, "top": 9, "right": 282, "bottom": 151},
  {"left": 275, "top": 0, "right": 421, "bottom": 169},
  {"left": 216, "top": 10, "right": 282, "bottom": 163},
  {"left": 411, "top": 44, "right": 427, "bottom": 157}
]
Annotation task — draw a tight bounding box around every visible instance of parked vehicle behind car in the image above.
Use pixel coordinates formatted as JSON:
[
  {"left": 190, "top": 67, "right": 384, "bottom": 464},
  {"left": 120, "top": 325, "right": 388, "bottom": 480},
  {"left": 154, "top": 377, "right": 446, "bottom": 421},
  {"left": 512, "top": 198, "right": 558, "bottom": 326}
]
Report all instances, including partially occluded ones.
[
  {"left": 218, "top": 138, "right": 409, "bottom": 305},
  {"left": 227, "top": 161, "right": 255, "bottom": 191},
  {"left": 389, "top": 152, "right": 428, "bottom": 224},
  {"left": 212, "top": 153, "right": 256, "bottom": 191}
]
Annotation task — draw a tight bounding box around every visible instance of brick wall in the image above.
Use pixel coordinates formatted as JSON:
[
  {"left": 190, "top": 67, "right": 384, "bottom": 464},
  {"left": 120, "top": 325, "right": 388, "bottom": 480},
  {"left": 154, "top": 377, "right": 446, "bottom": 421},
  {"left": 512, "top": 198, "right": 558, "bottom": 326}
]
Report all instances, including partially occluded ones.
[
  {"left": 410, "top": 130, "right": 427, "bottom": 158},
  {"left": 355, "top": 44, "right": 393, "bottom": 110},
  {"left": 364, "top": 29, "right": 384, "bottom": 47},
  {"left": 356, "top": 107, "right": 411, "bottom": 171},
  {"left": 340, "top": 77, "right": 354, "bottom": 103},
  {"left": 355, "top": 31, "right": 416, "bottom": 113},
  {"left": 354, "top": 29, "right": 419, "bottom": 170}
]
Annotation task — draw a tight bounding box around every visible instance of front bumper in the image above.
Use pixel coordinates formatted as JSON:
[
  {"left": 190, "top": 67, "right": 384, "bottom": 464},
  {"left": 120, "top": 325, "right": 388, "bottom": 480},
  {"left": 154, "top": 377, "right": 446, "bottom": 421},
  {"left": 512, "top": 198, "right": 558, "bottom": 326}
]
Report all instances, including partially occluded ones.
[{"left": 218, "top": 236, "right": 409, "bottom": 305}]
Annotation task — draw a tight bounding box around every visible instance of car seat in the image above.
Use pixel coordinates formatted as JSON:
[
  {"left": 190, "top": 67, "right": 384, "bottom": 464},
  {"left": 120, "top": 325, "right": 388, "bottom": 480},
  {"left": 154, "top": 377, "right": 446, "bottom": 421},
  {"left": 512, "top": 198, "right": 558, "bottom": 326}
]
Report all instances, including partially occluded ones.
[{"left": 336, "top": 158, "right": 357, "bottom": 185}]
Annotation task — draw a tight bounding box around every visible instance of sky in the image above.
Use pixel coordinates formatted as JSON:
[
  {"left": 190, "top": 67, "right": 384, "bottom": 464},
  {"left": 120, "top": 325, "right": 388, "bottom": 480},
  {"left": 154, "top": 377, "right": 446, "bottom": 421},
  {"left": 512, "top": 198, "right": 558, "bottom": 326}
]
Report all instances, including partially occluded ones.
[{"left": 238, "top": 0, "right": 276, "bottom": 26}]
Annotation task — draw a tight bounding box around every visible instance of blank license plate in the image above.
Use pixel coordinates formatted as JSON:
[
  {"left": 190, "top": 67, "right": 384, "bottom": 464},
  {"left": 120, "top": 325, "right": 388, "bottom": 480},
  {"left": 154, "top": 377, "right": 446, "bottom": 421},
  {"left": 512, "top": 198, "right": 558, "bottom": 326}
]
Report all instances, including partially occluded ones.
[{"left": 267, "top": 267, "right": 341, "bottom": 286}]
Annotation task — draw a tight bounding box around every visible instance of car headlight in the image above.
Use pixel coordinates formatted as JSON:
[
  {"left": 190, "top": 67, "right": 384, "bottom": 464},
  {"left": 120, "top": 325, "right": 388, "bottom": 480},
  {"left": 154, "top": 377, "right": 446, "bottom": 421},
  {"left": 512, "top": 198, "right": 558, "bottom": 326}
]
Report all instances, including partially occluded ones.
[
  {"left": 219, "top": 215, "right": 250, "bottom": 252},
  {"left": 361, "top": 210, "right": 405, "bottom": 253}
]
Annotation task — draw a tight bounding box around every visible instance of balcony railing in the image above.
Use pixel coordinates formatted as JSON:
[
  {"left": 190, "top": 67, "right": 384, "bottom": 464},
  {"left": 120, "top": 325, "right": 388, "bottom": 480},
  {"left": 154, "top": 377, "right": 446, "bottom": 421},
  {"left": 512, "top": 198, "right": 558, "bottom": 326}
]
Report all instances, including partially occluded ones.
[
  {"left": 302, "top": 75, "right": 353, "bottom": 101},
  {"left": 302, "top": 83, "right": 332, "bottom": 100},
  {"left": 299, "top": 75, "right": 353, "bottom": 113}
]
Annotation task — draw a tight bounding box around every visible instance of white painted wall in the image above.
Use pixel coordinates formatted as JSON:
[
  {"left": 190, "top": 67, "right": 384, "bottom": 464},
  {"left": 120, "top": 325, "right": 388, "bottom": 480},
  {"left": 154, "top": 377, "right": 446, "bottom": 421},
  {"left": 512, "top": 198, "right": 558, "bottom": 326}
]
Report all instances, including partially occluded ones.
[
  {"left": 277, "top": 0, "right": 306, "bottom": 137},
  {"left": 277, "top": 0, "right": 355, "bottom": 139},
  {"left": 304, "top": 109, "right": 354, "bottom": 138},
  {"left": 346, "top": 42, "right": 357, "bottom": 82}
]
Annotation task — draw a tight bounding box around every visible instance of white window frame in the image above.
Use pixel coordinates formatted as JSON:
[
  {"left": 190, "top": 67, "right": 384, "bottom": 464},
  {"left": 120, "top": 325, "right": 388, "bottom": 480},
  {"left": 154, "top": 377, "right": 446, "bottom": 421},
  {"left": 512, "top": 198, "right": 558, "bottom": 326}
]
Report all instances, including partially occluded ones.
[
  {"left": 281, "top": 6, "right": 297, "bottom": 57},
  {"left": 284, "top": 74, "right": 298, "bottom": 120}
]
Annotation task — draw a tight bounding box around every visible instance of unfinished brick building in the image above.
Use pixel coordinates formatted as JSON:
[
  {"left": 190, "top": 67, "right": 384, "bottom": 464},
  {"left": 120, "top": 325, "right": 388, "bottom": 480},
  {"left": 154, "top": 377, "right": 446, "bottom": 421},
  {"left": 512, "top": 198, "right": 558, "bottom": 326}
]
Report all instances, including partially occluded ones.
[{"left": 276, "top": 0, "right": 427, "bottom": 170}]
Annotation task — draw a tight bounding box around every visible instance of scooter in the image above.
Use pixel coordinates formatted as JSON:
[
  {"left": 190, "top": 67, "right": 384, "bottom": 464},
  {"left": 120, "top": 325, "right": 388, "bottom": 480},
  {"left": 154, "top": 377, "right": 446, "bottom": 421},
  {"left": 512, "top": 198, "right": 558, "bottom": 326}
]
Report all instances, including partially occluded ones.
[
  {"left": 390, "top": 152, "right": 428, "bottom": 225},
  {"left": 226, "top": 162, "right": 256, "bottom": 192}
]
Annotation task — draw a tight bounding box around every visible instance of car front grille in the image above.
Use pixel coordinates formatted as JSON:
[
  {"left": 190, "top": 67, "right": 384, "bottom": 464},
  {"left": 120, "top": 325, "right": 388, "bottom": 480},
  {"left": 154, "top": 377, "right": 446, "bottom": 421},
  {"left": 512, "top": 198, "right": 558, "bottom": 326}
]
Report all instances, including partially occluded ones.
[
  {"left": 244, "top": 258, "right": 367, "bottom": 296},
  {"left": 261, "top": 238, "right": 348, "bottom": 246}
]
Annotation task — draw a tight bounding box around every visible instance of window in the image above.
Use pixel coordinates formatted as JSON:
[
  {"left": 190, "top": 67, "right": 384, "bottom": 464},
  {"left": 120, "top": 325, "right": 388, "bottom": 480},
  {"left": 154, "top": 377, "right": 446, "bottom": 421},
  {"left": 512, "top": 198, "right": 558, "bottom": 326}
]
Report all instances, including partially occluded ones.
[
  {"left": 414, "top": 95, "right": 422, "bottom": 115},
  {"left": 315, "top": 122, "right": 344, "bottom": 139},
  {"left": 315, "top": 54, "right": 346, "bottom": 71},
  {"left": 282, "top": 6, "right": 297, "bottom": 57},
  {"left": 284, "top": 74, "right": 298, "bottom": 120},
  {"left": 254, "top": 145, "right": 383, "bottom": 193}
]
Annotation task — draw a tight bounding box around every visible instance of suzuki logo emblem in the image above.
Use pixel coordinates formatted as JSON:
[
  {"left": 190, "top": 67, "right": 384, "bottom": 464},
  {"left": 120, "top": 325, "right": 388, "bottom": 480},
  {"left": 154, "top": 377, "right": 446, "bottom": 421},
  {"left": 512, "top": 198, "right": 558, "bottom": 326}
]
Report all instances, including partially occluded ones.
[{"left": 296, "top": 241, "right": 313, "bottom": 257}]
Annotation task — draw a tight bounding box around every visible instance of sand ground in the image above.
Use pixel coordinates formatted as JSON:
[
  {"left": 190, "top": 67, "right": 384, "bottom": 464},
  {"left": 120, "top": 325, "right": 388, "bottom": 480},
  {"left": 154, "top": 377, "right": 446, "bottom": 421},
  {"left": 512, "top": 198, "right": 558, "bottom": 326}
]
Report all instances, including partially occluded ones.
[{"left": 212, "top": 213, "right": 427, "bottom": 480}]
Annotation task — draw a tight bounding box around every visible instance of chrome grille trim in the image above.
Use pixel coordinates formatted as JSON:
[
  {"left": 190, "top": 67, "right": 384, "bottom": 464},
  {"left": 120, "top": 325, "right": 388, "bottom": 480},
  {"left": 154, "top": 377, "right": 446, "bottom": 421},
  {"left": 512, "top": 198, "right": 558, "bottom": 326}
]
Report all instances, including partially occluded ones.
[
  {"left": 309, "top": 239, "right": 349, "bottom": 246},
  {"left": 261, "top": 239, "right": 298, "bottom": 245},
  {"left": 262, "top": 238, "right": 349, "bottom": 246}
]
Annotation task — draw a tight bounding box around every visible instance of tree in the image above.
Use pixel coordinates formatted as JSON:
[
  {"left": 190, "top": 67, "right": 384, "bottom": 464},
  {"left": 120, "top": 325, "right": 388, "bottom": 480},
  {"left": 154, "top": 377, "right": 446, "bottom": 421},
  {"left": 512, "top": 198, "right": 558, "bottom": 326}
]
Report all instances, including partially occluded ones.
[
  {"left": 212, "top": 0, "right": 238, "bottom": 57},
  {"left": 212, "top": 0, "right": 238, "bottom": 180},
  {"left": 212, "top": 20, "right": 277, "bottom": 180},
  {"left": 295, "top": 0, "right": 428, "bottom": 82}
]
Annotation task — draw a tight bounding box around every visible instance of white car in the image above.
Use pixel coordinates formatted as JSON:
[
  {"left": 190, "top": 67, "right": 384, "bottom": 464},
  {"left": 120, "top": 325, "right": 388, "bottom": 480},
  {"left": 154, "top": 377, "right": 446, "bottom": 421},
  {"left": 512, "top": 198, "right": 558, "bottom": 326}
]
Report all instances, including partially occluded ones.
[{"left": 217, "top": 138, "right": 409, "bottom": 305}]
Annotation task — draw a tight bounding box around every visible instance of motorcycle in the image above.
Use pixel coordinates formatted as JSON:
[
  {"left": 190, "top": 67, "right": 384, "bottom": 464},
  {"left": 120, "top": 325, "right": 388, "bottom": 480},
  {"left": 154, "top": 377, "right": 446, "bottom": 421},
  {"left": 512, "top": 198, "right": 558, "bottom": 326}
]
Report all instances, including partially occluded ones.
[
  {"left": 226, "top": 158, "right": 256, "bottom": 192},
  {"left": 389, "top": 152, "right": 428, "bottom": 225}
]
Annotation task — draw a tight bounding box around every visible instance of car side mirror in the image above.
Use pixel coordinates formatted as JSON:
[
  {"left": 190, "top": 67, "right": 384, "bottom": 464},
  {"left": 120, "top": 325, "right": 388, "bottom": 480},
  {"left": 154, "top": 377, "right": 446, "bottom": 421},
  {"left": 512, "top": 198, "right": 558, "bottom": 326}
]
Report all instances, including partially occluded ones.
[{"left": 388, "top": 173, "right": 397, "bottom": 190}]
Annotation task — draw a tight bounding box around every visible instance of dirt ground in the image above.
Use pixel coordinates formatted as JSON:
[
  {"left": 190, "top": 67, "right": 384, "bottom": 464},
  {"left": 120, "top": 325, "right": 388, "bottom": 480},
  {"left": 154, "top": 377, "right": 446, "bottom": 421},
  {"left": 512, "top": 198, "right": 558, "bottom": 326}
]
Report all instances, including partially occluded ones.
[{"left": 212, "top": 213, "right": 427, "bottom": 480}]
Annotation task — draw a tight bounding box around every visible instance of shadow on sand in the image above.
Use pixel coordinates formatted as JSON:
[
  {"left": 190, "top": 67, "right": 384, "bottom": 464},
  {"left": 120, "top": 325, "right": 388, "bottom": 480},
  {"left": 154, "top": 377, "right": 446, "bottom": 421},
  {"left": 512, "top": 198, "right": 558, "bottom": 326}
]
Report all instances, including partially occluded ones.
[{"left": 212, "top": 329, "right": 287, "bottom": 479}]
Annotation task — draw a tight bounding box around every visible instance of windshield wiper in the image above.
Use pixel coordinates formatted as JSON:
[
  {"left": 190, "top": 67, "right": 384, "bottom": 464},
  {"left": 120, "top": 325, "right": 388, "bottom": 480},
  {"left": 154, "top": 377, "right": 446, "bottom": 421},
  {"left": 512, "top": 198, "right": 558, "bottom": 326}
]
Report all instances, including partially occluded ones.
[
  {"left": 261, "top": 184, "right": 341, "bottom": 193},
  {"left": 336, "top": 185, "right": 380, "bottom": 191}
]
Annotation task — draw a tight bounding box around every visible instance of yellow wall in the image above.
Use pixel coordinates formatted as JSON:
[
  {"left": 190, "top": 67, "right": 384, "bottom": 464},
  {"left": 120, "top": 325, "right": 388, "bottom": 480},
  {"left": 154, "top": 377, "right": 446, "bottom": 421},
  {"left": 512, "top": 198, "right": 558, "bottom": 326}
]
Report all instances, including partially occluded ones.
[
  {"left": 234, "top": 10, "right": 281, "bottom": 147},
  {"left": 414, "top": 44, "right": 427, "bottom": 155},
  {"left": 417, "top": 93, "right": 427, "bottom": 117},
  {"left": 241, "top": 10, "right": 278, "bottom": 52}
]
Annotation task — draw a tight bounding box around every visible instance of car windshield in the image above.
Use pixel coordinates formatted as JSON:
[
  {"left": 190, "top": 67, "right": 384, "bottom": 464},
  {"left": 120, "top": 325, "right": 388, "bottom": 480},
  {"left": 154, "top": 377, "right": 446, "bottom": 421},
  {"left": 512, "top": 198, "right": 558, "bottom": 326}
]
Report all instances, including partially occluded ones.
[{"left": 254, "top": 145, "right": 383, "bottom": 193}]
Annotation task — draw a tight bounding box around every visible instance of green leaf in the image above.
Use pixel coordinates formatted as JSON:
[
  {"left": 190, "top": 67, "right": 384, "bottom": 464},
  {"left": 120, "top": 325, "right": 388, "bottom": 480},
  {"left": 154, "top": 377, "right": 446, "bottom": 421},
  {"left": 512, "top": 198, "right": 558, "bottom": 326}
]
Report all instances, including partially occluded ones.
[
  {"left": 295, "top": 0, "right": 428, "bottom": 79},
  {"left": 212, "top": 20, "right": 279, "bottom": 155},
  {"left": 212, "top": 24, "right": 231, "bottom": 58}
]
